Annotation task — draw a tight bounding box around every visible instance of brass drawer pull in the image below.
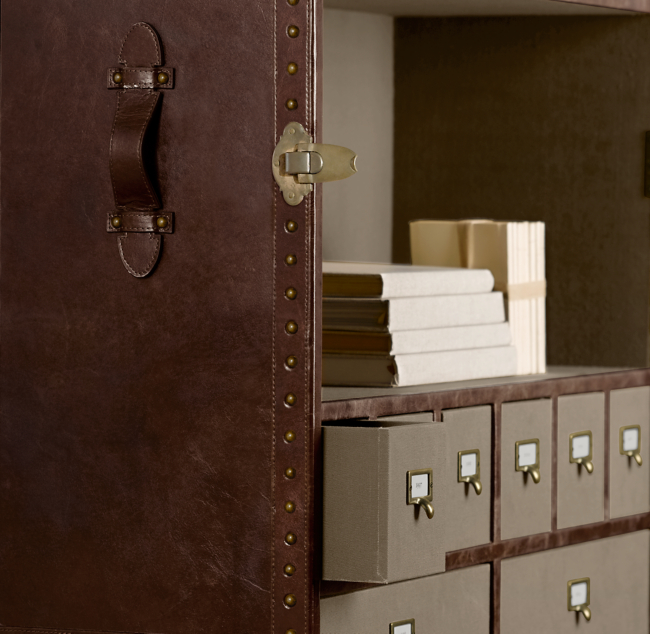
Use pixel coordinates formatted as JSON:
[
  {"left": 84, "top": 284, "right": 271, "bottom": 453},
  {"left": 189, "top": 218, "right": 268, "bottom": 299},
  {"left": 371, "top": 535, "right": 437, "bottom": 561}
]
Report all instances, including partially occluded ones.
[
  {"left": 569, "top": 431, "right": 594, "bottom": 474},
  {"left": 620, "top": 425, "right": 643, "bottom": 466},
  {"left": 568, "top": 577, "right": 591, "bottom": 622},
  {"left": 458, "top": 449, "right": 482, "bottom": 495},
  {"left": 515, "top": 438, "right": 541, "bottom": 484},
  {"left": 407, "top": 468, "right": 434, "bottom": 519}
]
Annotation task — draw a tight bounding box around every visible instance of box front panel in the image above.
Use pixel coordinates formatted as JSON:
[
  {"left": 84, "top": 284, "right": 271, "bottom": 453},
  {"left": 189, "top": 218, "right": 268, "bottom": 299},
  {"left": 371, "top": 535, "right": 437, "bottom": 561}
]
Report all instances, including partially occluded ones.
[
  {"left": 441, "top": 405, "right": 492, "bottom": 552},
  {"left": 610, "top": 386, "right": 650, "bottom": 519},
  {"left": 501, "top": 399, "right": 552, "bottom": 539},
  {"left": 557, "top": 393, "right": 605, "bottom": 529},
  {"left": 501, "top": 531, "right": 650, "bottom": 633}
]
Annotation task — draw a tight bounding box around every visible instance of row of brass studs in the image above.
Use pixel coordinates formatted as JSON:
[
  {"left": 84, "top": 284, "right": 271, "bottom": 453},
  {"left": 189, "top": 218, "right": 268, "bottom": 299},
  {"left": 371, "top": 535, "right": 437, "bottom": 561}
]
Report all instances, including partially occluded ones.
[
  {"left": 111, "top": 215, "right": 168, "bottom": 229},
  {"left": 283, "top": 1, "right": 300, "bottom": 625}
]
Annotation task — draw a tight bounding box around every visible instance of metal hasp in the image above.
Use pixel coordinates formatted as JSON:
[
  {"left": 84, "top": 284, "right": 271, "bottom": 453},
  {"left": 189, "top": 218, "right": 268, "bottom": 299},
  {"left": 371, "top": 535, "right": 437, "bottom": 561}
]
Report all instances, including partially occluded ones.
[{"left": 272, "top": 122, "right": 358, "bottom": 206}]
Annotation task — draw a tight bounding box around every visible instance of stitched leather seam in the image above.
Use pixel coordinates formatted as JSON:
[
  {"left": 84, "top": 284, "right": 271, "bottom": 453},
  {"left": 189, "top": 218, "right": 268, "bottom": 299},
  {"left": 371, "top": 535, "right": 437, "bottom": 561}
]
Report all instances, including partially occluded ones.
[
  {"left": 117, "top": 234, "right": 160, "bottom": 277},
  {"left": 135, "top": 92, "right": 160, "bottom": 209},
  {"left": 108, "top": 91, "right": 121, "bottom": 207},
  {"left": 271, "top": 0, "right": 277, "bottom": 631},
  {"left": 119, "top": 22, "right": 161, "bottom": 66}
]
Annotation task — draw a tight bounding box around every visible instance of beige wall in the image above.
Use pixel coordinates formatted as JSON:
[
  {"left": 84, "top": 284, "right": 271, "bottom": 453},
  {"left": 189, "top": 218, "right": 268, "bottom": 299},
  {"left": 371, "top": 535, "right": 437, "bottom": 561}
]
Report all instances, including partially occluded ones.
[{"left": 323, "top": 9, "right": 394, "bottom": 263}]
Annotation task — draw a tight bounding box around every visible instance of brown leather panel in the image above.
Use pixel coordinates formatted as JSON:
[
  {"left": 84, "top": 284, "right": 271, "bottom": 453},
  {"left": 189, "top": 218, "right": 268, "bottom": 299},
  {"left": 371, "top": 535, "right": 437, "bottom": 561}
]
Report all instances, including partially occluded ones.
[
  {"left": 109, "top": 90, "right": 161, "bottom": 210},
  {"left": 322, "top": 368, "right": 650, "bottom": 421},
  {"left": 107, "top": 67, "right": 174, "bottom": 89},
  {"left": 0, "top": 630, "right": 146, "bottom": 634},
  {"left": 117, "top": 233, "right": 161, "bottom": 278},
  {"left": 0, "top": 3, "right": 291, "bottom": 632},
  {"left": 107, "top": 211, "right": 173, "bottom": 233},
  {"left": 446, "top": 512, "right": 650, "bottom": 570},
  {"left": 119, "top": 22, "right": 163, "bottom": 66}
]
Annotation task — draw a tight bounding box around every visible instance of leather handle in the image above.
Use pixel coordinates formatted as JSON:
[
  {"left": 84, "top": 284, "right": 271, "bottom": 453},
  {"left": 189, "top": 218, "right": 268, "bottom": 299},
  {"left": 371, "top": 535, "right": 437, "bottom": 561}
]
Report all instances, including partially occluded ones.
[{"left": 107, "top": 23, "right": 174, "bottom": 278}]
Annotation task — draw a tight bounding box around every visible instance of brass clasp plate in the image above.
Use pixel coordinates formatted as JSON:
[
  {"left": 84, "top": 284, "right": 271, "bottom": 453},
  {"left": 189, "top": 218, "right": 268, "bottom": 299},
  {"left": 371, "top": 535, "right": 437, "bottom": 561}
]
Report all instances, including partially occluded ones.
[{"left": 272, "top": 122, "right": 357, "bottom": 206}]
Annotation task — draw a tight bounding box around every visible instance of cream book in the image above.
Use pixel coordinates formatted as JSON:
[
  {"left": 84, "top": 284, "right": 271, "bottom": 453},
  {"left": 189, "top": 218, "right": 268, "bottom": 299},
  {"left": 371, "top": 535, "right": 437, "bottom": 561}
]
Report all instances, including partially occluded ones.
[
  {"left": 323, "top": 322, "right": 512, "bottom": 355},
  {"left": 410, "top": 219, "right": 546, "bottom": 375},
  {"left": 322, "top": 346, "right": 518, "bottom": 387},
  {"left": 323, "top": 261, "right": 495, "bottom": 298},
  {"left": 323, "top": 293, "right": 506, "bottom": 333}
]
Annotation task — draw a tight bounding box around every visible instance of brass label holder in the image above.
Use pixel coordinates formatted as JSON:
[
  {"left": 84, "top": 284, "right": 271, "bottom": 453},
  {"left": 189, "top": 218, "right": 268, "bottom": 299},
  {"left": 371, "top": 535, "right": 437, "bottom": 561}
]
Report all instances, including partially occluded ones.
[
  {"left": 457, "top": 449, "right": 482, "bottom": 495},
  {"left": 390, "top": 618, "right": 416, "bottom": 634},
  {"left": 569, "top": 430, "right": 594, "bottom": 474},
  {"left": 272, "top": 122, "right": 358, "bottom": 206},
  {"left": 515, "top": 438, "right": 541, "bottom": 484},
  {"left": 567, "top": 577, "right": 591, "bottom": 622},
  {"left": 406, "top": 468, "right": 434, "bottom": 519},
  {"left": 619, "top": 424, "right": 642, "bottom": 466}
]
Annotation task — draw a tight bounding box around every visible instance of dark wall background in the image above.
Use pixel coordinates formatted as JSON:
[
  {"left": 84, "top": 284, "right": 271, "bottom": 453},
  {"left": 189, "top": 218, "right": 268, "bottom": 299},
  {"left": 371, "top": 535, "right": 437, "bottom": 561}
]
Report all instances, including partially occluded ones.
[{"left": 394, "top": 15, "right": 650, "bottom": 367}]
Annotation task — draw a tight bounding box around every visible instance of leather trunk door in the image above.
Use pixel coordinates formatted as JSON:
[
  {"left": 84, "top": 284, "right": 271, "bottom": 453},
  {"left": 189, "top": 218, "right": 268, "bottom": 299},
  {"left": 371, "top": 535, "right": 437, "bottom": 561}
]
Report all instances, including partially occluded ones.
[{"left": 0, "top": 1, "right": 321, "bottom": 632}]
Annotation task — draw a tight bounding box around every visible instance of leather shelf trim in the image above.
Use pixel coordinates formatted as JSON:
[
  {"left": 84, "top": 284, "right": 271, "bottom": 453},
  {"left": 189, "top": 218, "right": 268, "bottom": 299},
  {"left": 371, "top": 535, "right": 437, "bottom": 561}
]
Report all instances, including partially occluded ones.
[
  {"left": 107, "top": 67, "right": 174, "bottom": 89},
  {"left": 107, "top": 212, "right": 174, "bottom": 233}
]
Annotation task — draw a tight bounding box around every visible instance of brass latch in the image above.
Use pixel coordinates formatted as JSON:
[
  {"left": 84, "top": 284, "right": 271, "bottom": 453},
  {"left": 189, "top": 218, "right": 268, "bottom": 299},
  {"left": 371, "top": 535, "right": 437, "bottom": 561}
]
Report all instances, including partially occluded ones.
[{"left": 272, "top": 122, "right": 357, "bottom": 206}]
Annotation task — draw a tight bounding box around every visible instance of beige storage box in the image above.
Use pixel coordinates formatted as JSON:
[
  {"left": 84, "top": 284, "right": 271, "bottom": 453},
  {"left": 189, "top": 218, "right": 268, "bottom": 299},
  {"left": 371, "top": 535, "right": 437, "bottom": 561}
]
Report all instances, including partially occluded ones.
[
  {"left": 440, "top": 405, "right": 492, "bottom": 552},
  {"left": 501, "top": 531, "right": 650, "bottom": 633},
  {"left": 557, "top": 392, "right": 605, "bottom": 529},
  {"left": 323, "top": 420, "right": 447, "bottom": 583},
  {"left": 321, "top": 564, "right": 491, "bottom": 634},
  {"left": 610, "top": 386, "right": 650, "bottom": 519},
  {"left": 501, "top": 399, "right": 552, "bottom": 539}
]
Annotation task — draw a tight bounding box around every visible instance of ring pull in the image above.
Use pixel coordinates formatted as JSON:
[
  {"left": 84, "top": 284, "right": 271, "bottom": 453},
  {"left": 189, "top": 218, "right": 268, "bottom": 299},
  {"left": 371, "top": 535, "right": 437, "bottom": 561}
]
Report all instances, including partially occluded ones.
[{"left": 407, "top": 468, "right": 434, "bottom": 520}]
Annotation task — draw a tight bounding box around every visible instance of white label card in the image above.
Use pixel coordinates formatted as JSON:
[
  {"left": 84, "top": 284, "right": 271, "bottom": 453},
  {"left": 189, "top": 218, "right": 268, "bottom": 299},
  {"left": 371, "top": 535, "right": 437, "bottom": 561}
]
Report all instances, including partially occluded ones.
[
  {"left": 461, "top": 453, "right": 478, "bottom": 477},
  {"left": 518, "top": 442, "right": 537, "bottom": 467},
  {"left": 411, "top": 474, "right": 428, "bottom": 497},
  {"left": 393, "top": 624, "right": 413, "bottom": 634},
  {"left": 570, "top": 581, "right": 588, "bottom": 607},
  {"left": 623, "top": 428, "right": 640, "bottom": 452},
  {"left": 572, "top": 435, "right": 591, "bottom": 459}
]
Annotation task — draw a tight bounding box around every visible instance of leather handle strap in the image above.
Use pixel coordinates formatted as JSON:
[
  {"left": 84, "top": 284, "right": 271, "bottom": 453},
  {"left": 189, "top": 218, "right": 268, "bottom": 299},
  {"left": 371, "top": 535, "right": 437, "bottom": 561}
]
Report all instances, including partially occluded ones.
[{"left": 107, "top": 22, "right": 174, "bottom": 279}]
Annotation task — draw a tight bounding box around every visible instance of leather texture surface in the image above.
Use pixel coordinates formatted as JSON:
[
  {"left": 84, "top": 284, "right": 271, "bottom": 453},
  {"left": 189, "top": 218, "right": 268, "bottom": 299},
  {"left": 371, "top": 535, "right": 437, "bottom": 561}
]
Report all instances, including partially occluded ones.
[{"left": 0, "top": 1, "right": 320, "bottom": 632}]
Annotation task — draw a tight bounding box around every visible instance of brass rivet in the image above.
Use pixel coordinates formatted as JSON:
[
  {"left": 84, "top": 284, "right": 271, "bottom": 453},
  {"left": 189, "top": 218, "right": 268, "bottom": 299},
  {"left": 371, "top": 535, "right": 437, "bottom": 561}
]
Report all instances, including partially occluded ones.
[
  {"left": 285, "top": 287, "right": 297, "bottom": 300},
  {"left": 285, "top": 321, "right": 298, "bottom": 335},
  {"left": 288, "top": 193, "right": 295, "bottom": 199},
  {"left": 286, "top": 355, "right": 298, "bottom": 369},
  {"left": 284, "top": 593, "right": 297, "bottom": 607},
  {"left": 157, "top": 72, "right": 169, "bottom": 85},
  {"left": 284, "top": 430, "right": 296, "bottom": 443},
  {"left": 285, "top": 532, "right": 297, "bottom": 545},
  {"left": 285, "top": 501, "right": 296, "bottom": 513},
  {"left": 111, "top": 216, "right": 122, "bottom": 228},
  {"left": 284, "top": 563, "right": 296, "bottom": 576},
  {"left": 285, "top": 254, "right": 297, "bottom": 266},
  {"left": 286, "top": 98, "right": 298, "bottom": 111},
  {"left": 156, "top": 216, "right": 168, "bottom": 228},
  {"left": 285, "top": 393, "right": 297, "bottom": 406},
  {"left": 288, "top": 25, "right": 300, "bottom": 38},
  {"left": 289, "top": 128, "right": 296, "bottom": 135},
  {"left": 112, "top": 72, "right": 123, "bottom": 84},
  {"left": 285, "top": 466, "right": 296, "bottom": 479},
  {"left": 287, "top": 62, "right": 298, "bottom": 75},
  {"left": 288, "top": 0, "right": 299, "bottom": 5},
  {"left": 286, "top": 630, "right": 297, "bottom": 634},
  {"left": 286, "top": 220, "right": 298, "bottom": 232}
]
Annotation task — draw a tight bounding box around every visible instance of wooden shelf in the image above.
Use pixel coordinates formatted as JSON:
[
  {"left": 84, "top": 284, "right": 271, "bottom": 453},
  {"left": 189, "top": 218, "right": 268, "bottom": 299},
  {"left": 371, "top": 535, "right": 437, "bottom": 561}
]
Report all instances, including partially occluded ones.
[
  {"left": 322, "top": 366, "right": 648, "bottom": 420},
  {"left": 323, "top": 0, "right": 648, "bottom": 16}
]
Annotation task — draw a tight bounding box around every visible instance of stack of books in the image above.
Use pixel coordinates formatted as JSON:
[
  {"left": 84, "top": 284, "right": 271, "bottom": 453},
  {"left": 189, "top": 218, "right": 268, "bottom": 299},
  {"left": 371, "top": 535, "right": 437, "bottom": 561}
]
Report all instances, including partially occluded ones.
[
  {"left": 322, "top": 261, "right": 517, "bottom": 387},
  {"left": 410, "top": 219, "right": 546, "bottom": 375}
]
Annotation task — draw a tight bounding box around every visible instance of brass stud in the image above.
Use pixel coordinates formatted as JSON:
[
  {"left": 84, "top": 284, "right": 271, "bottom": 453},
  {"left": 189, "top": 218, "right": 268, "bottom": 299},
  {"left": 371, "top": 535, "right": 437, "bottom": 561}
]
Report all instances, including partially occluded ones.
[
  {"left": 287, "top": 25, "right": 300, "bottom": 38},
  {"left": 284, "top": 563, "right": 296, "bottom": 576},
  {"left": 286, "top": 220, "right": 298, "bottom": 233},
  {"left": 111, "top": 216, "right": 122, "bottom": 228},
  {"left": 285, "top": 254, "right": 297, "bottom": 266},
  {"left": 286, "top": 98, "right": 298, "bottom": 111},
  {"left": 287, "top": 62, "right": 298, "bottom": 75},
  {"left": 286, "top": 355, "right": 298, "bottom": 369},
  {"left": 157, "top": 72, "right": 169, "bottom": 85},
  {"left": 156, "top": 216, "right": 168, "bottom": 228},
  {"left": 112, "top": 72, "right": 123, "bottom": 84},
  {"left": 285, "top": 466, "right": 296, "bottom": 479},
  {"left": 286, "top": 630, "right": 297, "bottom": 634},
  {"left": 285, "top": 532, "right": 297, "bottom": 545},
  {"left": 285, "top": 320, "right": 298, "bottom": 335},
  {"left": 285, "top": 501, "right": 296, "bottom": 513},
  {"left": 288, "top": 0, "right": 299, "bottom": 4},
  {"left": 284, "top": 593, "right": 297, "bottom": 607},
  {"left": 285, "top": 287, "right": 297, "bottom": 300},
  {"left": 284, "top": 430, "right": 296, "bottom": 443},
  {"left": 285, "top": 393, "right": 297, "bottom": 406}
]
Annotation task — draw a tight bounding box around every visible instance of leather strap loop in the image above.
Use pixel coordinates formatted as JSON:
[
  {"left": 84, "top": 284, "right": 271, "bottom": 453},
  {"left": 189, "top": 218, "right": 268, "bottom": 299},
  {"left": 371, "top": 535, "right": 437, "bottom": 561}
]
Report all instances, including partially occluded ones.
[{"left": 107, "top": 23, "right": 174, "bottom": 278}]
